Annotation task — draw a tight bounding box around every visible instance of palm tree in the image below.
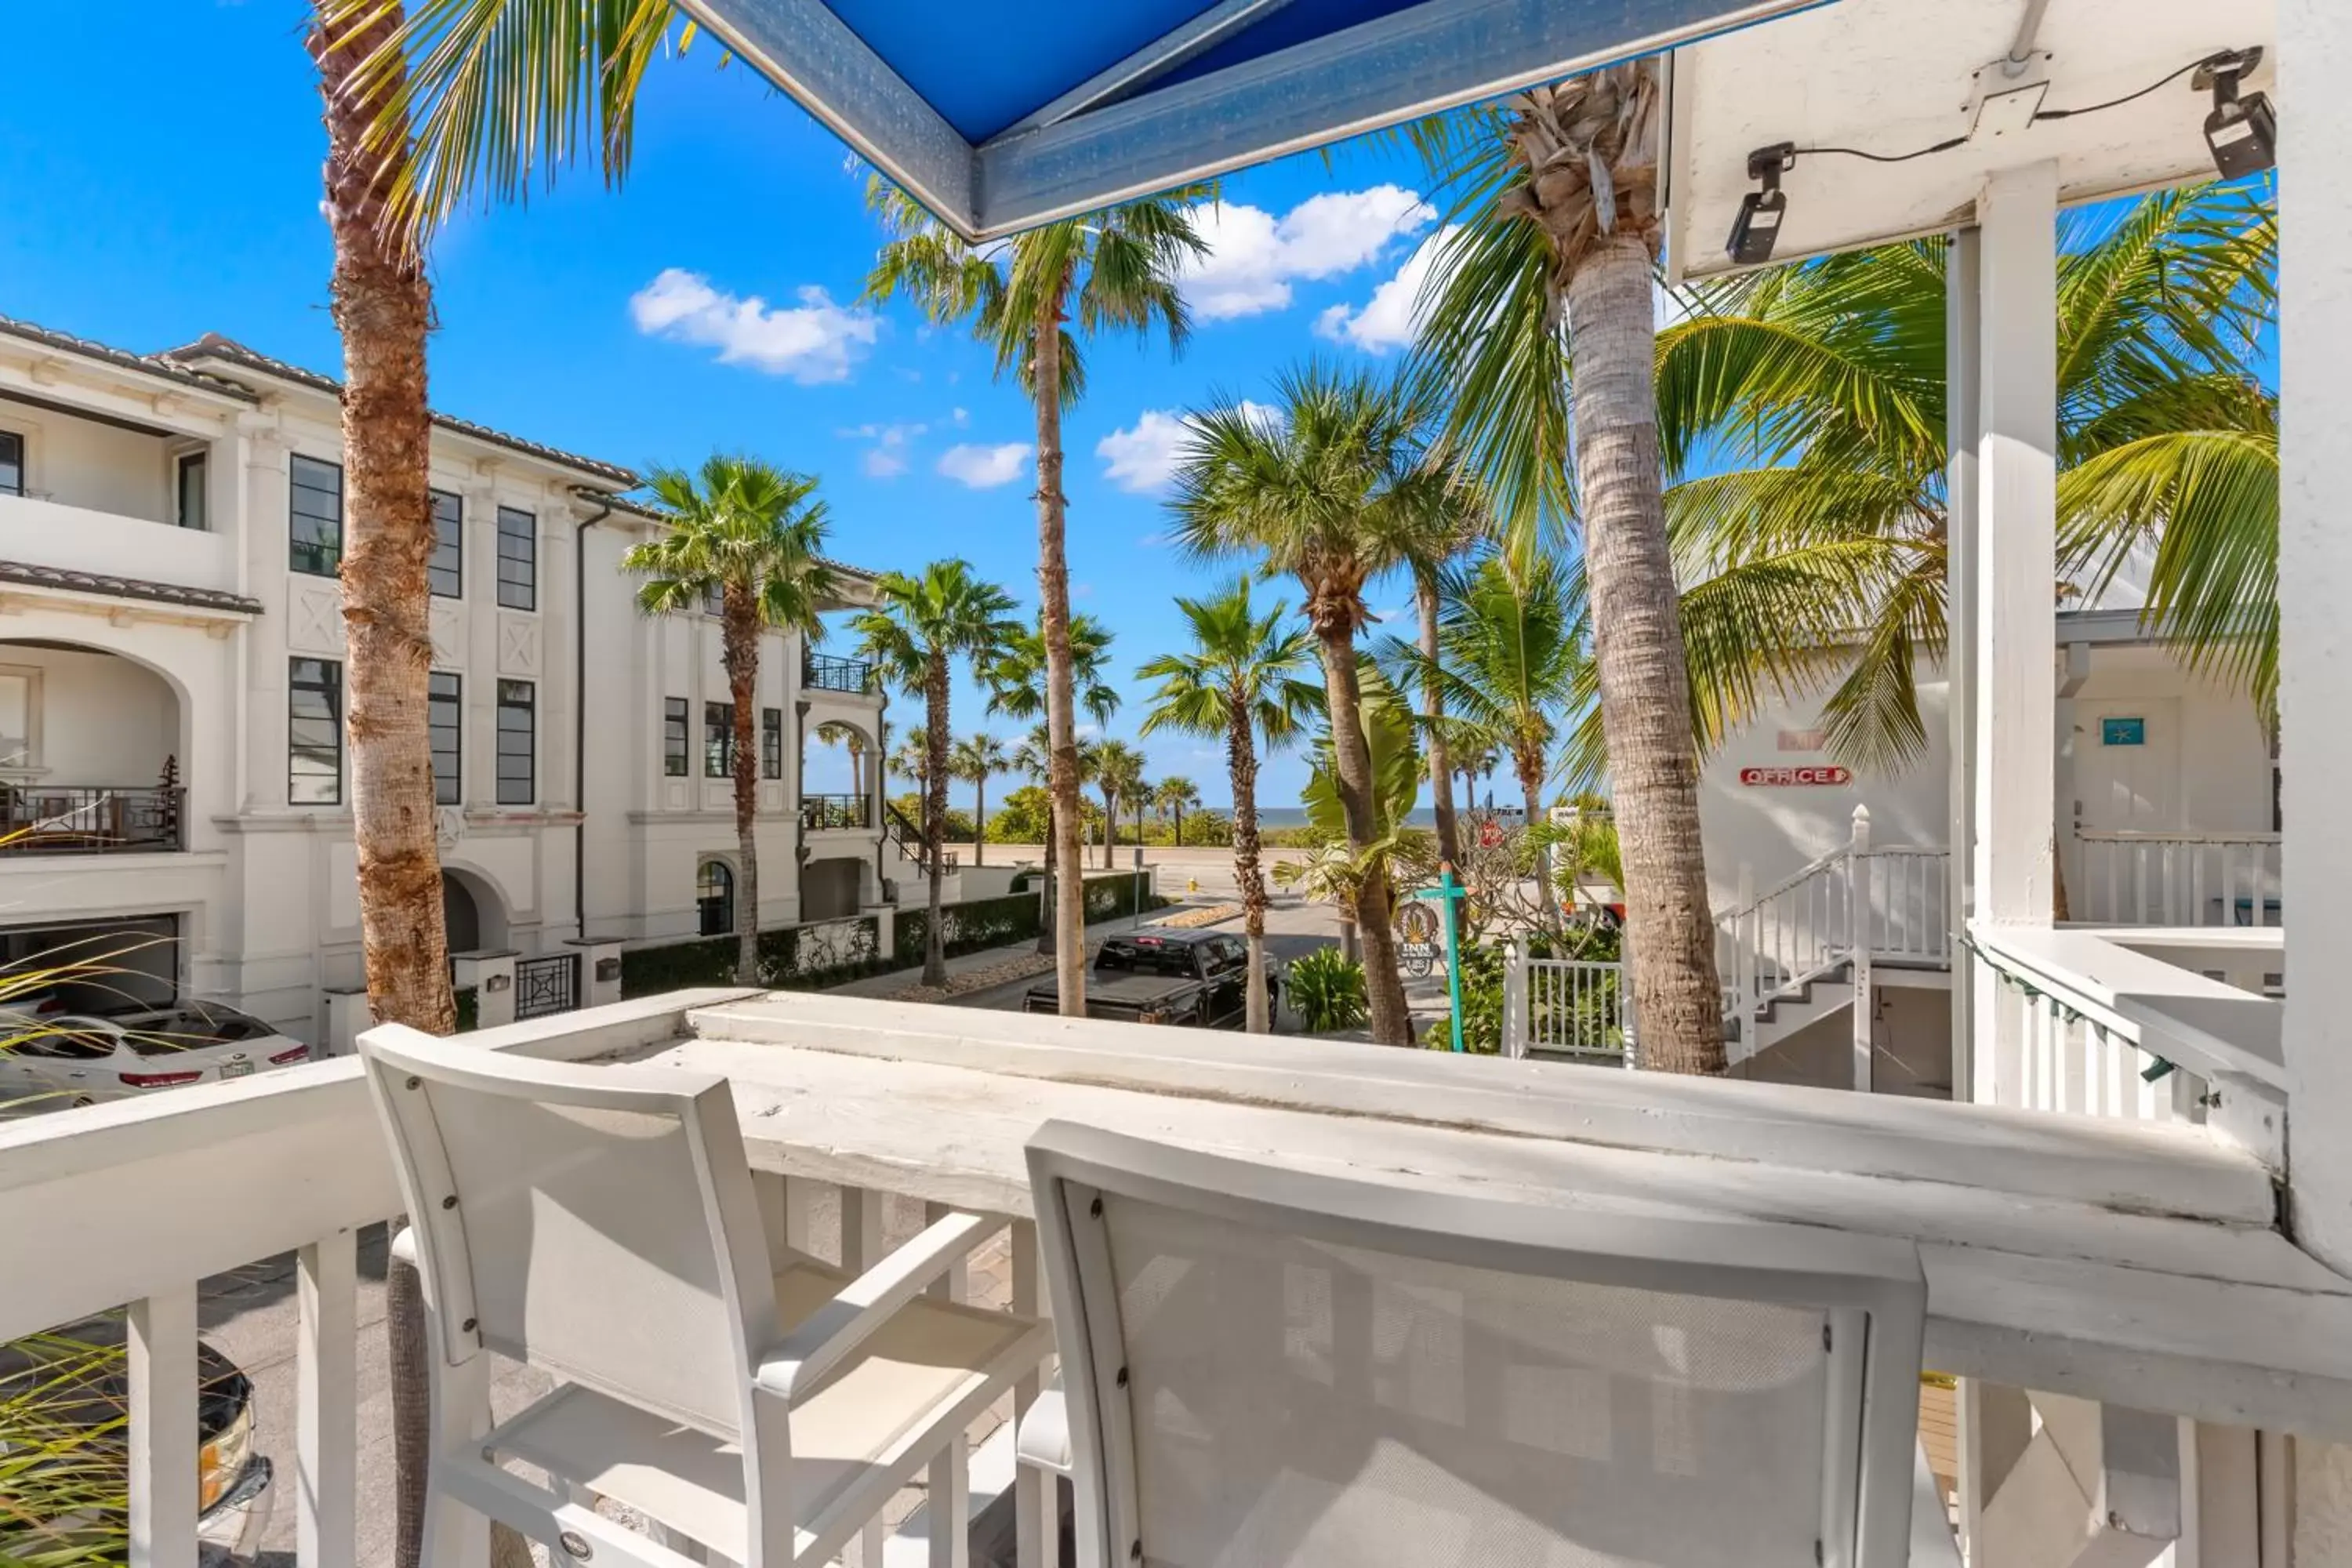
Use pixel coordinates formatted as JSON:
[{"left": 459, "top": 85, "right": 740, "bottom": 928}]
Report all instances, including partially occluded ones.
[
  {"left": 1154, "top": 777, "right": 1203, "bottom": 847},
  {"left": 1624, "top": 183, "right": 2279, "bottom": 779},
  {"left": 949, "top": 733, "right": 1009, "bottom": 864},
  {"left": 1138, "top": 580, "right": 1321, "bottom": 1029},
  {"left": 1411, "top": 63, "right": 1723, "bottom": 1073},
  {"left": 866, "top": 183, "right": 1203, "bottom": 1017},
  {"left": 622, "top": 457, "right": 836, "bottom": 983},
  {"left": 1171, "top": 362, "right": 1442, "bottom": 1047},
  {"left": 1091, "top": 741, "right": 1146, "bottom": 870},
  {"left": 1396, "top": 471, "right": 1492, "bottom": 874},
  {"left": 307, "top": 2, "right": 456, "bottom": 1040},
  {"left": 813, "top": 719, "right": 870, "bottom": 802},
  {"left": 989, "top": 612, "right": 1120, "bottom": 945},
  {"left": 890, "top": 728, "right": 932, "bottom": 797},
  {"left": 852, "top": 561, "right": 1019, "bottom": 984},
  {"left": 1388, "top": 547, "right": 1588, "bottom": 927}
]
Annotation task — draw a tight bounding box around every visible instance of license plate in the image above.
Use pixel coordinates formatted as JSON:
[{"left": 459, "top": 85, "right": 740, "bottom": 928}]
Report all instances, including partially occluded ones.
[{"left": 220, "top": 1060, "right": 252, "bottom": 1079}]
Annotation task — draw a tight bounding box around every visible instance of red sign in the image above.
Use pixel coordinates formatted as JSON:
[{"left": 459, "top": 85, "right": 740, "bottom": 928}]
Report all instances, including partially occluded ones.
[
  {"left": 1740, "top": 765, "right": 1853, "bottom": 787},
  {"left": 1477, "top": 819, "right": 1504, "bottom": 848}
]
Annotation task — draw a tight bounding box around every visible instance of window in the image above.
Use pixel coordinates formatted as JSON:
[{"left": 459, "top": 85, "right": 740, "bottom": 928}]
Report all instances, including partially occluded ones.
[
  {"left": 703, "top": 583, "right": 726, "bottom": 617},
  {"left": 429, "top": 489, "right": 463, "bottom": 598},
  {"left": 176, "top": 451, "right": 208, "bottom": 530},
  {"left": 289, "top": 657, "right": 343, "bottom": 804},
  {"left": 289, "top": 454, "right": 343, "bottom": 575},
  {"left": 705, "top": 701, "right": 734, "bottom": 777},
  {"left": 697, "top": 860, "right": 735, "bottom": 937},
  {"left": 495, "top": 679, "right": 535, "bottom": 804},
  {"left": 429, "top": 672, "right": 461, "bottom": 806},
  {"left": 762, "top": 708, "right": 784, "bottom": 780},
  {"left": 495, "top": 506, "right": 536, "bottom": 610},
  {"left": 0, "top": 430, "right": 20, "bottom": 498},
  {"left": 663, "top": 698, "right": 689, "bottom": 777}
]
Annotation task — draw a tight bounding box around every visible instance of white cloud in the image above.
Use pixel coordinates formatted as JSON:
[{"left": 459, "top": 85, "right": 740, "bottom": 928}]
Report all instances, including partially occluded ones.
[
  {"left": 840, "top": 422, "right": 926, "bottom": 478},
  {"left": 1096, "top": 401, "right": 1284, "bottom": 494},
  {"left": 1314, "top": 225, "right": 1459, "bottom": 354},
  {"left": 630, "top": 268, "right": 878, "bottom": 383},
  {"left": 951, "top": 406, "right": 970, "bottom": 425},
  {"left": 937, "top": 442, "right": 1032, "bottom": 488},
  {"left": 1178, "top": 184, "right": 1435, "bottom": 321}
]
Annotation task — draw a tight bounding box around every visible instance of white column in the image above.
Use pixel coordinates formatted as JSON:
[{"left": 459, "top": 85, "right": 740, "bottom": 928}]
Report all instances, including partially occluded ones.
[
  {"left": 2280, "top": 0, "right": 2352, "bottom": 1276},
  {"left": 1968, "top": 161, "right": 2060, "bottom": 1103},
  {"left": 1944, "top": 226, "right": 1981, "bottom": 1100}
]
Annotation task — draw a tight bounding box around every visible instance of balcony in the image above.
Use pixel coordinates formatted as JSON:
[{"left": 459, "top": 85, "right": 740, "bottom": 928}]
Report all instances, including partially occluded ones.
[
  {"left": 800, "top": 791, "right": 873, "bottom": 831},
  {"left": 0, "top": 783, "right": 185, "bottom": 855},
  {"left": 803, "top": 652, "right": 877, "bottom": 695},
  {"left": 3, "top": 989, "right": 2347, "bottom": 1568}
]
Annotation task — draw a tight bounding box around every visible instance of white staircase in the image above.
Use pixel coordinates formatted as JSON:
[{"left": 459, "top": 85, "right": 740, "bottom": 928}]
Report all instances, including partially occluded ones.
[{"left": 1716, "top": 807, "right": 1951, "bottom": 1070}]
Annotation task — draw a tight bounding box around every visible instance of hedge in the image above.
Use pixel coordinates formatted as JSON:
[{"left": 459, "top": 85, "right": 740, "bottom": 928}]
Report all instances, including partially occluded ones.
[
  {"left": 621, "top": 913, "right": 889, "bottom": 998},
  {"left": 621, "top": 877, "right": 1173, "bottom": 999}
]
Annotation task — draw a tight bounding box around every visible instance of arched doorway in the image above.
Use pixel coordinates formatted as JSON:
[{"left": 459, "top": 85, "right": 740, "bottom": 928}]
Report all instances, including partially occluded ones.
[
  {"left": 441, "top": 872, "right": 481, "bottom": 953},
  {"left": 698, "top": 859, "right": 735, "bottom": 937}
]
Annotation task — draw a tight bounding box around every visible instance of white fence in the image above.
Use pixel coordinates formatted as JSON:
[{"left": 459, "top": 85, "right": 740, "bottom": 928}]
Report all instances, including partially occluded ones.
[
  {"left": 2073, "top": 830, "right": 2282, "bottom": 927},
  {"left": 1502, "top": 948, "right": 1628, "bottom": 1060},
  {"left": 0, "top": 993, "right": 1051, "bottom": 1568}
]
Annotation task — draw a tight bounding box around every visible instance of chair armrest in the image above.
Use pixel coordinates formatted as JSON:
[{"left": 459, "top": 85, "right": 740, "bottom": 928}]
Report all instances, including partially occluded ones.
[
  {"left": 1014, "top": 1382, "right": 1073, "bottom": 1477},
  {"left": 755, "top": 1209, "right": 1007, "bottom": 1404}
]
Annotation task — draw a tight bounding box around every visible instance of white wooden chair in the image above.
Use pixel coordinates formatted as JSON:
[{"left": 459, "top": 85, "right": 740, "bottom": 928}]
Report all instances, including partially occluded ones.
[
  {"left": 358, "top": 1025, "right": 1049, "bottom": 1568},
  {"left": 1020, "top": 1120, "right": 1929, "bottom": 1568}
]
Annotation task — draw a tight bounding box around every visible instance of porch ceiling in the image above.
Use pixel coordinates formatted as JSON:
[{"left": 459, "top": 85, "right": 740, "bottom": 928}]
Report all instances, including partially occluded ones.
[
  {"left": 1665, "top": 0, "right": 2276, "bottom": 281},
  {"left": 677, "top": 0, "right": 1828, "bottom": 238}
]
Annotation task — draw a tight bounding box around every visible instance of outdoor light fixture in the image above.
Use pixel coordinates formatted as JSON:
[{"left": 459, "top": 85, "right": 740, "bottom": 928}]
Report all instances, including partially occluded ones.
[
  {"left": 1726, "top": 143, "right": 1796, "bottom": 266},
  {"left": 2198, "top": 49, "right": 2275, "bottom": 179}
]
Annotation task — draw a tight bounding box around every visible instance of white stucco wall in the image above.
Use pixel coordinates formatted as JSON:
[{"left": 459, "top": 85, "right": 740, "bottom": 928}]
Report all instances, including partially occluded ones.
[
  {"left": 0, "top": 397, "right": 176, "bottom": 524},
  {"left": 0, "top": 642, "right": 177, "bottom": 783}
]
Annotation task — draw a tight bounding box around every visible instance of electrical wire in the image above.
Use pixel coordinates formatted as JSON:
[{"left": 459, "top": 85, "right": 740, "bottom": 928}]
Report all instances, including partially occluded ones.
[{"left": 1777, "top": 49, "right": 2245, "bottom": 169}]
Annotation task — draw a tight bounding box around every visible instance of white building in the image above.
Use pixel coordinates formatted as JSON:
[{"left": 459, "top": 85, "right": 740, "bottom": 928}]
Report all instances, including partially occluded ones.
[
  {"left": 0, "top": 314, "right": 912, "bottom": 1043},
  {"left": 1700, "top": 612, "right": 2278, "bottom": 1091}
]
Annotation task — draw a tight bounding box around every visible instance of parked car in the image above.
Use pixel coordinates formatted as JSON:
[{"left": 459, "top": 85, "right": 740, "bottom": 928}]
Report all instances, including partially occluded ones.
[
  {"left": 0, "top": 1314, "right": 274, "bottom": 1563},
  {"left": 0, "top": 999, "right": 310, "bottom": 1112},
  {"left": 1022, "top": 930, "right": 1276, "bottom": 1029}
]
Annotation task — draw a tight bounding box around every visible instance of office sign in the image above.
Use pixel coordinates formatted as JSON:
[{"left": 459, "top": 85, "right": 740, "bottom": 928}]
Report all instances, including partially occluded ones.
[{"left": 1740, "top": 765, "right": 1853, "bottom": 787}]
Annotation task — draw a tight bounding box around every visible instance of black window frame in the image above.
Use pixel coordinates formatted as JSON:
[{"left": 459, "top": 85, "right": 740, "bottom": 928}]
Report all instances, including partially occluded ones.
[
  {"left": 429, "top": 671, "right": 462, "bottom": 806},
  {"left": 288, "top": 656, "right": 343, "bottom": 805},
  {"left": 495, "top": 679, "right": 535, "bottom": 804},
  {"left": 703, "top": 582, "right": 726, "bottom": 617},
  {"left": 289, "top": 453, "right": 343, "bottom": 576},
  {"left": 175, "top": 449, "right": 208, "bottom": 531},
  {"left": 429, "top": 489, "right": 464, "bottom": 599},
  {"left": 697, "top": 859, "right": 735, "bottom": 937},
  {"left": 762, "top": 708, "right": 784, "bottom": 780},
  {"left": 704, "top": 701, "right": 734, "bottom": 778},
  {"left": 495, "top": 505, "right": 537, "bottom": 611},
  {"left": 663, "top": 697, "right": 690, "bottom": 778},
  {"left": 0, "top": 430, "right": 21, "bottom": 497}
]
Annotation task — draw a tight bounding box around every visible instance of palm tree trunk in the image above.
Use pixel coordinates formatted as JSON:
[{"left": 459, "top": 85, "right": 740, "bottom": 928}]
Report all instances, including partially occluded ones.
[
  {"left": 1031, "top": 285, "right": 1088, "bottom": 1015},
  {"left": 1516, "top": 745, "right": 1554, "bottom": 931},
  {"left": 310, "top": 2, "right": 452, "bottom": 1039},
  {"left": 923, "top": 655, "right": 950, "bottom": 985},
  {"left": 1566, "top": 232, "right": 1723, "bottom": 1074},
  {"left": 1314, "top": 630, "right": 1413, "bottom": 1046},
  {"left": 1174, "top": 800, "right": 1185, "bottom": 848},
  {"left": 1229, "top": 699, "right": 1272, "bottom": 1033},
  {"left": 1417, "top": 568, "right": 1462, "bottom": 870},
  {"left": 973, "top": 778, "right": 986, "bottom": 866},
  {"left": 723, "top": 596, "right": 761, "bottom": 985}
]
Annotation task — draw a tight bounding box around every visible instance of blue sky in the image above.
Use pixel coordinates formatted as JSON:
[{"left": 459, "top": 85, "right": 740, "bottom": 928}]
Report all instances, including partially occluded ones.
[{"left": 0, "top": 3, "right": 1460, "bottom": 810}]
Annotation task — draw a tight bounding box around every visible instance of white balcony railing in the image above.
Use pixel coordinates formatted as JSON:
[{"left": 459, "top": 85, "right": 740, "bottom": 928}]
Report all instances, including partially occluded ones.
[
  {"left": 0, "top": 494, "right": 238, "bottom": 594},
  {"left": 2072, "top": 829, "right": 2282, "bottom": 927},
  {"left": 0, "top": 993, "right": 1051, "bottom": 1568},
  {"left": 9, "top": 988, "right": 2350, "bottom": 1568}
]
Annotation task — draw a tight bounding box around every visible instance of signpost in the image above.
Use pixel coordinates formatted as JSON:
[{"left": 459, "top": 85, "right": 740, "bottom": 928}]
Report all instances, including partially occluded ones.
[{"left": 1409, "top": 862, "right": 1472, "bottom": 1052}]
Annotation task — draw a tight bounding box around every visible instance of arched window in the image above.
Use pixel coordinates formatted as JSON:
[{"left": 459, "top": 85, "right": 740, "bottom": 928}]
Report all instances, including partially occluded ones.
[{"left": 697, "top": 859, "right": 735, "bottom": 937}]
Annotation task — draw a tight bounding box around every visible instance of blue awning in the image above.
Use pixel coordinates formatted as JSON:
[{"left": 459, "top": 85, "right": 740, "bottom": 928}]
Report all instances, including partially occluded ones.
[{"left": 677, "top": 0, "right": 1835, "bottom": 238}]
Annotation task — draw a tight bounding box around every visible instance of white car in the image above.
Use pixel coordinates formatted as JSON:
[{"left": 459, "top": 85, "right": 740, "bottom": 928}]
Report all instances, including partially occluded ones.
[{"left": 0, "top": 999, "right": 311, "bottom": 1112}]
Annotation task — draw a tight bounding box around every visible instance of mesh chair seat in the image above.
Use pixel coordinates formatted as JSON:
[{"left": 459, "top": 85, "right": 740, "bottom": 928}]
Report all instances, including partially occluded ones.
[{"left": 492, "top": 1259, "right": 1040, "bottom": 1563}]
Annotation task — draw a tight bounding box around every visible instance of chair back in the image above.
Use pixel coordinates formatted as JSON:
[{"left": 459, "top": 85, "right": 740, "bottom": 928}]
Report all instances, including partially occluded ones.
[
  {"left": 360, "top": 1025, "right": 779, "bottom": 1439},
  {"left": 1026, "top": 1121, "right": 1925, "bottom": 1568}
]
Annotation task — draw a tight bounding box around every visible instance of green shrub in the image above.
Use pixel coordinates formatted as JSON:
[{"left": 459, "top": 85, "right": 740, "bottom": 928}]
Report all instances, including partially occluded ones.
[
  {"left": 1287, "top": 947, "right": 1369, "bottom": 1033},
  {"left": 622, "top": 915, "right": 887, "bottom": 998},
  {"left": 891, "top": 793, "right": 975, "bottom": 844},
  {"left": 453, "top": 987, "right": 479, "bottom": 1033}
]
